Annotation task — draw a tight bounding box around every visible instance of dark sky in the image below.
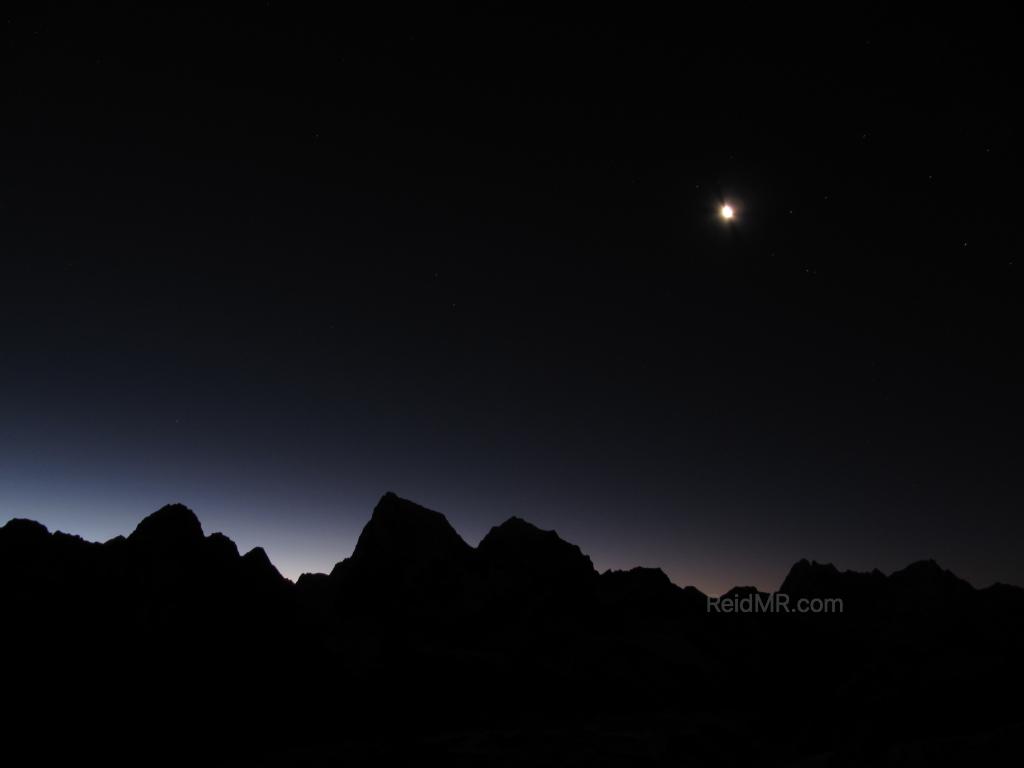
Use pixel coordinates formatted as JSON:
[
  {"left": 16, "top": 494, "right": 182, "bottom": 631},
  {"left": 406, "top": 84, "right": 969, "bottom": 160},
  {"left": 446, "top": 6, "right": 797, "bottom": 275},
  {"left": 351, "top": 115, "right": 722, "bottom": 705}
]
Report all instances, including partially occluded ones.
[{"left": 2, "top": 3, "right": 1021, "bottom": 593}]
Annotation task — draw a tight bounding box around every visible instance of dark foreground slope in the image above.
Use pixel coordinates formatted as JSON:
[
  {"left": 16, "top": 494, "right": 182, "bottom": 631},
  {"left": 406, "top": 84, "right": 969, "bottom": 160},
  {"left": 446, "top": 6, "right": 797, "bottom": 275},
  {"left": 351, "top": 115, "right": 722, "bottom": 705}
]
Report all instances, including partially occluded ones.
[{"left": 2, "top": 492, "right": 1022, "bottom": 766}]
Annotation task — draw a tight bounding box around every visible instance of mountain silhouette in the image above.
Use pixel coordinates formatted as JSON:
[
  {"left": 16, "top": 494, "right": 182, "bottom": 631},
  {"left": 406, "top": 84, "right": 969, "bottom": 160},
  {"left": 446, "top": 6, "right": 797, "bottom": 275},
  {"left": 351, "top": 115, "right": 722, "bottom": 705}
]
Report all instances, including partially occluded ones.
[
  {"left": 779, "top": 557, "right": 888, "bottom": 611},
  {"left": 478, "top": 516, "right": 598, "bottom": 618},
  {"left": 127, "top": 501, "right": 205, "bottom": 547},
  {"left": 348, "top": 491, "right": 474, "bottom": 569},
  {"left": 3, "top": 492, "right": 1023, "bottom": 766}
]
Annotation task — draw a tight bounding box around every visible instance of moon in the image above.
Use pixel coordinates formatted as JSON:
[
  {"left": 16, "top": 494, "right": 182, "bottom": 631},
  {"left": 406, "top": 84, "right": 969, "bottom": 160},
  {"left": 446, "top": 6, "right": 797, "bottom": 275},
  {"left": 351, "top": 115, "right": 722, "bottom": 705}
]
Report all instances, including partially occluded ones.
[{"left": 720, "top": 204, "right": 735, "bottom": 220}]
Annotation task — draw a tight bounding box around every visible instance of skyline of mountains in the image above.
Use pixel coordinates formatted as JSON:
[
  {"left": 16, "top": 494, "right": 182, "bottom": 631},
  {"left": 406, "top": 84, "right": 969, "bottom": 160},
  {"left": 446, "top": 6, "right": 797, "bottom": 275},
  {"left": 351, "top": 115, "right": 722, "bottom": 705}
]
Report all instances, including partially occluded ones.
[
  {"left": 4, "top": 490, "right": 1023, "bottom": 764},
  {"left": 4, "top": 490, "right": 1018, "bottom": 599}
]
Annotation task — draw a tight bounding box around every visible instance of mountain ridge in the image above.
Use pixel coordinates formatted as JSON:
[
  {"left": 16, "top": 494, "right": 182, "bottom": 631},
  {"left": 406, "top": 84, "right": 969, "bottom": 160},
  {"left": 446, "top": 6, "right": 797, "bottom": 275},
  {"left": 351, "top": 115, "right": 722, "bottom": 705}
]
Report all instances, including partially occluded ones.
[
  {"left": 4, "top": 493, "right": 1020, "bottom": 597},
  {"left": 4, "top": 492, "right": 1024, "bottom": 765}
]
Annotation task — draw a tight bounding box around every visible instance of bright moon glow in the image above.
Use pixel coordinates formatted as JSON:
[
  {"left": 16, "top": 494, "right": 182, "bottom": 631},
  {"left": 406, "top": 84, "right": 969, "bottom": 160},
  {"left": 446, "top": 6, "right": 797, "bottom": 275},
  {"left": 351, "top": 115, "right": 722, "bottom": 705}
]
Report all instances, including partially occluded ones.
[{"left": 720, "top": 204, "right": 734, "bottom": 220}]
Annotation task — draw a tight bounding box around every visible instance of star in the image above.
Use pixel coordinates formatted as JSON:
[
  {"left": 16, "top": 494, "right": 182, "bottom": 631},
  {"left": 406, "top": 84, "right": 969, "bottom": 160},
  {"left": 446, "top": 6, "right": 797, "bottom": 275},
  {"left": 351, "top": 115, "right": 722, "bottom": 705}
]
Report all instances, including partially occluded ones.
[{"left": 720, "top": 204, "right": 735, "bottom": 220}]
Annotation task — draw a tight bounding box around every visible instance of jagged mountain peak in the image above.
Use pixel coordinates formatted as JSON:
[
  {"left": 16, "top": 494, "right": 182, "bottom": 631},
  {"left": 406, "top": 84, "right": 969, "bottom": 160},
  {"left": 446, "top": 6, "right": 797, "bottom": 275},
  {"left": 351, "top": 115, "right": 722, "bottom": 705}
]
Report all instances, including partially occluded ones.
[
  {"left": 128, "top": 503, "right": 204, "bottom": 547},
  {"left": 889, "top": 558, "right": 974, "bottom": 594},
  {"left": 779, "top": 558, "right": 886, "bottom": 598},
  {"left": 788, "top": 558, "right": 840, "bottom": 574},
  {"left": 478, "top": 515, "right": 596, "bottom": 588},
  {"left": 242, "top": 546, "right": 286, "bottom": 583},
  {"left": 205, "top": 531, "right": 241, "bottom": 561},
  {"left": 1, "top": 517, "right": 50, "bottom": 539},
  {"left": 601, "top": 566, "right": 673, "bottom": 588},
  {"left": 348, "top": 492, "right": 472, "bottom": 569}
]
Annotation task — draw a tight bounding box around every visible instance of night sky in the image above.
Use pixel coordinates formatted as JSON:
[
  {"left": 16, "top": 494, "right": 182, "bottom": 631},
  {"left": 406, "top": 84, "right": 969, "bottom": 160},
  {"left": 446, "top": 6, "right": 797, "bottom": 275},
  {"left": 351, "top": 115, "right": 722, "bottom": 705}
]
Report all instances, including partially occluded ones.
[{"left": 2, "top": 3, "right": 1021, "bottom": 594}]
